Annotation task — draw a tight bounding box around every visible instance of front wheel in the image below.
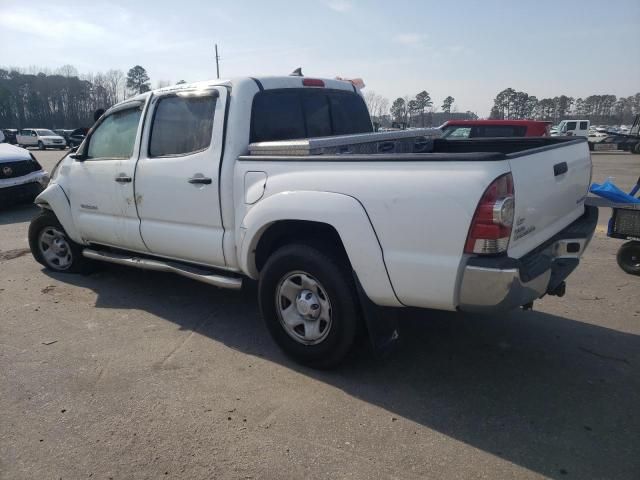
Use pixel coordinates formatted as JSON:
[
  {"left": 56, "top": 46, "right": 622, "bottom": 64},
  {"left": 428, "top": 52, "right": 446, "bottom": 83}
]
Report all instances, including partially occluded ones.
[
  {"left": 259, "top": 244, "right": 361, "bottom": 369},
  {"left": 28, "top": 210, "right": 92, "bottom": 273},
  {"left": 616, "top": 241, "right": 640, "bottom": 276},
  {"left": 38, "top": 141, "right": 44, "bottom": 150}
]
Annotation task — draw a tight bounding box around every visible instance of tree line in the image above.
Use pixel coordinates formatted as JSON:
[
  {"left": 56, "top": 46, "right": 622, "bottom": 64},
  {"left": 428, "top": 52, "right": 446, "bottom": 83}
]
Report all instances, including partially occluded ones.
[
  {"left": 489, "top": 88, "right": 640, "bottom": 124},
  {"left": 0, "top": 65, "right": 162, "bottom": 129},
  {"left": 365, "top": 90, "right": 477, "bottom": 128}
]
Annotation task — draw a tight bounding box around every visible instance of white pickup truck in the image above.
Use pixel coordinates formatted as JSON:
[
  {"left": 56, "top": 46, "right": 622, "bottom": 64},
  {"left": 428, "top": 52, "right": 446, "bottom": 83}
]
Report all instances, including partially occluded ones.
[{"left": 29, "top": 75, "right": 597, "bottom": 367}]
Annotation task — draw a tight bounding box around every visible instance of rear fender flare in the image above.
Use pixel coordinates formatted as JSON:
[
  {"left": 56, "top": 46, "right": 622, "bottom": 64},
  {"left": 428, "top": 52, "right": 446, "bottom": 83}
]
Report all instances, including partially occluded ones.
[{"left": 238, "top": 191, "right": 402, "bottom": 307}]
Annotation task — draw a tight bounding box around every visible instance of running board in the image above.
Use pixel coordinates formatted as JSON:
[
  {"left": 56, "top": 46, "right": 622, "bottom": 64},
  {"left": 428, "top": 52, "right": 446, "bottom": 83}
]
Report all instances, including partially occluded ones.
[{"left": 82, "top": 249, "right": 243, "bottom": 290}]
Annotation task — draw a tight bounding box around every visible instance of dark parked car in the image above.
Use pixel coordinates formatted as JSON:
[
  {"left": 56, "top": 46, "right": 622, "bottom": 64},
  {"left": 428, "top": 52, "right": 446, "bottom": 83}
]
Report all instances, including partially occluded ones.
[
  {"left": 53, "top": 129, "right": 74, "bottom": 146},
  {"left": 2, "top": 129, "right": 18, "bottom": 144},
  {"left": 67, "top": 128, "right": 88, "bottom": 148}
]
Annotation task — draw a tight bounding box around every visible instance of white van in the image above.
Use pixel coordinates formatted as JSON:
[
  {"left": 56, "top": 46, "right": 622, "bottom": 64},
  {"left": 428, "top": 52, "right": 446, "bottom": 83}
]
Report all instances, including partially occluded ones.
[
  {"left": 553, "top": 120, "right": 590, "bottom": 138},
  {"left": 16, "top": 129, "right": 66, "bottom": 150}
]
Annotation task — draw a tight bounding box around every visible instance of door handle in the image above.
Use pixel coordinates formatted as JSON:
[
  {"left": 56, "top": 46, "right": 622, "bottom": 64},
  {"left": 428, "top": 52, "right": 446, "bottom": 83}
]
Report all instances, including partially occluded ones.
[
  {"left": 188, "top": 176, "right": 213, "bottom": 185},
  {"left": 553, "top": 162, "right": 568, "bottom": 176},
  {"left": 115, "top": 175, "right": 132, "bottom": 183}
]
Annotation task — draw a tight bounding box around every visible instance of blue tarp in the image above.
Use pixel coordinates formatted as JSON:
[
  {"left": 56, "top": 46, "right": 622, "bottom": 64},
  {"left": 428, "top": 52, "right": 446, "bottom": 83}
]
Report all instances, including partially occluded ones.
[{"left": 590, "top": 179, "right": 640, "bottom": 204}]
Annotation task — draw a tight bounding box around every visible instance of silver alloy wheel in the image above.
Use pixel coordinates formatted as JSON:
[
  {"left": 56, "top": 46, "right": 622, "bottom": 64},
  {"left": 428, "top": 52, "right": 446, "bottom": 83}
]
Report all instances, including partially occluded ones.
[
  {"left": 275, "top": 271, "right": 333, "bottom": 345},
  {"left": 38, "top": 227, "right": 73, "bottom": 270}
]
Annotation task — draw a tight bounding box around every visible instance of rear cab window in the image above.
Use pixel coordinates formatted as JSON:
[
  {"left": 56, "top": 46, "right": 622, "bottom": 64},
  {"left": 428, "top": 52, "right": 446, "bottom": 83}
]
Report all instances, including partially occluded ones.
[{"left": 250, "top": 89, "right": 372, "bottom": 143}]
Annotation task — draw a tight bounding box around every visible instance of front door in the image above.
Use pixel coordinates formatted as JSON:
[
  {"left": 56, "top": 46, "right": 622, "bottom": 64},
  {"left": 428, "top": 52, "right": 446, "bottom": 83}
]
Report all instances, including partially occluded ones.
[
  {"left": 135, "top": 87, "right": 227, "bottom": 267},
  {"left": 67, "top": 100, "right": 148, "bottom": 251}
]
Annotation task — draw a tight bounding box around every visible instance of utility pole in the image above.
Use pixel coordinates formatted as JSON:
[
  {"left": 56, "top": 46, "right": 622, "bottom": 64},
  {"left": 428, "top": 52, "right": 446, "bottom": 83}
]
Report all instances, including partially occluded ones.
[{"left": 215, "top": 44, "right": 220, "bottom": 79}]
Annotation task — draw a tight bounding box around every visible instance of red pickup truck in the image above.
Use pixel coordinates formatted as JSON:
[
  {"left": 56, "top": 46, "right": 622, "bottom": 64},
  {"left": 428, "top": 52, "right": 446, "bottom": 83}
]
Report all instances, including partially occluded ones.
[{"left": 441, "top": 120, "right": 551, "bottom": 139}]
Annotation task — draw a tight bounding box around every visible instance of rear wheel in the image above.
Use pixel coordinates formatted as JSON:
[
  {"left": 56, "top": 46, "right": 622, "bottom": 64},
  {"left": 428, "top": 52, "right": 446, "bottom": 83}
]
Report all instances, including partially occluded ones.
[
  {"left": 258, "top": 244, "right": 361, "bottom": 368},
  {"left": 616, "top": 241, "right": 640, "bottom": 276},
  {"left": 38, "top": 141, "right": 44, "bottom": 150},
  {"left": 28, "top": 210, "right": 92, "bottom": 273},
  {"left": 633, "top": 142, "right": 640, "bottom": 154}
]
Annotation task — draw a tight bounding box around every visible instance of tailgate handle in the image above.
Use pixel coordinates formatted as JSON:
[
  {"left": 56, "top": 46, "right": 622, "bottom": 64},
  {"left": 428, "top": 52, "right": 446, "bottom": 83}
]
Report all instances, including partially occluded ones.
[{"left": 554, "top": 162, "right": 568, "bottom": 176}]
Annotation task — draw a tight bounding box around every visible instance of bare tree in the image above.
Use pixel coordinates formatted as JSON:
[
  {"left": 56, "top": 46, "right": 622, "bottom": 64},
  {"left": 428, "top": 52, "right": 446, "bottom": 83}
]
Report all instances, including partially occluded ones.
[
  {"left": 57, "top": 64, "right": 78, "bottom": 78},
  {"left": 105, "top": 69, "right": 125, "bottom": 105}
]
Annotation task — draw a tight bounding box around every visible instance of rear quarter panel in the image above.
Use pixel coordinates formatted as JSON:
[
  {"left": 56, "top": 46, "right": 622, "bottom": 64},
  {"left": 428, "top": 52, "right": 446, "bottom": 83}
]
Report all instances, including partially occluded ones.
[{"left": 236, "top": 158, "right": 510, "bottom": 310}]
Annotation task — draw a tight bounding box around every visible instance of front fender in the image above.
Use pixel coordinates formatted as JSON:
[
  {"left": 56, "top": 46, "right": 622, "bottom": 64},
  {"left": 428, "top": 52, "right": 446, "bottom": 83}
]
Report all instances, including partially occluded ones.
[
  {"left": 238, "top": 191, "right": 402, "bottom": 307},
  {"left": 34, "top": 184, "right": 83, "bottom": 244}
]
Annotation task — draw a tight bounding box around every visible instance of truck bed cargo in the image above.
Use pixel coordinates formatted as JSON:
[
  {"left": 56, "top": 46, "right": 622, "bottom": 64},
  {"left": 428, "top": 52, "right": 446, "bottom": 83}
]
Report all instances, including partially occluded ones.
[{"left": 248, "top": 128, "right": 441, "bottom": 156}]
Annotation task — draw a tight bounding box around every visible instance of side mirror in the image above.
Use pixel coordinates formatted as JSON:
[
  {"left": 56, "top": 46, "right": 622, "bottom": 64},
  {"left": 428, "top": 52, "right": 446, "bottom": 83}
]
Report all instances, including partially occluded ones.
[
  {"left": 70, "top": 146, "right": 78, "bottom": 153},
  {"left": 70, "top": 149, "right": 86, "bottom": 162}
]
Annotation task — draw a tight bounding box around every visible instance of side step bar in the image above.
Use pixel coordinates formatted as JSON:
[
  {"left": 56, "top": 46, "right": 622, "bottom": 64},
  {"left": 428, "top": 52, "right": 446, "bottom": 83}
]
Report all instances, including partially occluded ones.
[{"left": 82, "top": 249, "right": 243, "bottom": 290}]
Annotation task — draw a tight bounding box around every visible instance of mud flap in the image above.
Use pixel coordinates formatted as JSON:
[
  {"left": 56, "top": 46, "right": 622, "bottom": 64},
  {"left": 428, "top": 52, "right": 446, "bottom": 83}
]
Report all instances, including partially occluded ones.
[{"left": 353, "top": 273, "right": 400, "bottom": 358}]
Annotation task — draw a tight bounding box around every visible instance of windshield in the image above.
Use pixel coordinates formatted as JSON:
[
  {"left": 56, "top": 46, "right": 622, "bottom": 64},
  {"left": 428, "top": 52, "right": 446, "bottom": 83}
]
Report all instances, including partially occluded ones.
[{"left": 37, "top": 129, "right": 57, "bottom": 136}]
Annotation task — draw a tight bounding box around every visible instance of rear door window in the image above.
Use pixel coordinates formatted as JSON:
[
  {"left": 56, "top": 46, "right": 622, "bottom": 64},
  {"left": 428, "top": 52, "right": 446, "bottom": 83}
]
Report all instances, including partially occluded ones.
[
  {"left": 250, "top": 89, "right": 372, "bottom": 142},
  {"left": 149, "top": 94, "right": 216, "bottom": 157},
  {"left": 579, "top": 121, "right": 588, "bottom": 130}
]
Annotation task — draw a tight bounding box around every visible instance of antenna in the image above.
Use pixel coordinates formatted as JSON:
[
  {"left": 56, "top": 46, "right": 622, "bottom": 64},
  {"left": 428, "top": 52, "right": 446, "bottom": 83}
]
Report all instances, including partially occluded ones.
[{"left": 215, "top": 44, "right": 220, "bottom": 79}]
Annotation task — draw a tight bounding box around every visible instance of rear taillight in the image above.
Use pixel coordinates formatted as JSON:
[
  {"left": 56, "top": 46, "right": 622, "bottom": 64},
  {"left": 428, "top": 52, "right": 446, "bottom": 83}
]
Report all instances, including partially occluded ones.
[
  {"left": 464, "top": 173, "right": 515, "bottom": 255},
  {"left": 302, "top": 78, "right": 325, "bottom": 87}
]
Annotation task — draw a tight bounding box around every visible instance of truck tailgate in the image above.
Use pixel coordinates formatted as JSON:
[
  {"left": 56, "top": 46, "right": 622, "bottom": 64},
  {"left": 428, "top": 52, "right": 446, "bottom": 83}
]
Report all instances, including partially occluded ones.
[{"left": 507, "top": 139, "right": 591, "bottom": 259}]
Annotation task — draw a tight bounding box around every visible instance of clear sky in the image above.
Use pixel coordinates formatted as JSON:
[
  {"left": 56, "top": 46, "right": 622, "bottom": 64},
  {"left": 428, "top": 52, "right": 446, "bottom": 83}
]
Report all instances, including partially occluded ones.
[{"left": 1, "top": 0, "right": 638, "bottom": 116}]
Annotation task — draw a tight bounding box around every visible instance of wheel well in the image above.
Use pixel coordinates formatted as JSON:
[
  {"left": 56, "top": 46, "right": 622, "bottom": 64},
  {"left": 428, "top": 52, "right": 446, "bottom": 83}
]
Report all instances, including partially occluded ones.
[{"left": 254, "top": 220, "right": 350, "bottom": 273}]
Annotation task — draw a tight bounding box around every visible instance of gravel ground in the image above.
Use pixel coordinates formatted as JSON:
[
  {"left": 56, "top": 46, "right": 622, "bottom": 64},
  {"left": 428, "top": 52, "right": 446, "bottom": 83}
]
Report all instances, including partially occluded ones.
[{"left": 1, "top": 150, "right": 639, "bottom": 479}]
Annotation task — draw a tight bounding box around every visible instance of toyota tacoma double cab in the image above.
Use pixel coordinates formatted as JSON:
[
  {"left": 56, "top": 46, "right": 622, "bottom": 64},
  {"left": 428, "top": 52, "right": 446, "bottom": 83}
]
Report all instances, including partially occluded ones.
[{"left": 28, "top": 75, "right": 597, "bottom": 367}]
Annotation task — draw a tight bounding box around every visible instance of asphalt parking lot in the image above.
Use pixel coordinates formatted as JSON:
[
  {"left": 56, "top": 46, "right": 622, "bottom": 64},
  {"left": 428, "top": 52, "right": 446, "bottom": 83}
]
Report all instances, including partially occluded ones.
[{"left": 1, "top": 150, "right": 639, "bottom": 479}]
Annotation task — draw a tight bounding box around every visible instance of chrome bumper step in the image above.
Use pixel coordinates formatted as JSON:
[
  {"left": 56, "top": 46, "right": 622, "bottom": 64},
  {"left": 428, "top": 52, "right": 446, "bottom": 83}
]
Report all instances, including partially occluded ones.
[{"left": 82, "top": 249, "right": 243, "bottom": 290}]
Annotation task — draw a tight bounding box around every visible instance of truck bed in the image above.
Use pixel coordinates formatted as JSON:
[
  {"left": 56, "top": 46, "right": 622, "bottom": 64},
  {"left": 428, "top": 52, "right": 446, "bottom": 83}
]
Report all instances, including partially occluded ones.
[{"left": 246, "top": 135, "right": 584, "bottom": 159}]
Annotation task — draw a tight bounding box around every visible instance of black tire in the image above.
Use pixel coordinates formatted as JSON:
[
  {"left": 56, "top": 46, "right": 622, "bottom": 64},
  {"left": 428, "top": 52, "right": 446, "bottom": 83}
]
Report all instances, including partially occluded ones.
[
  {"left": 616, "top": 241, "right": 640, "bottom": 276},
  {"left": 633, "top": 142, "right": 640, "bottom": 154},
  {"left": 28, "top": 210, "right": 92, "bottom": 273},
  {"left": 258, "top": 243, "right": 361, "bottom": 369},
  {"left": 38, "top": 141, "right": 44, "bottom": 150}
]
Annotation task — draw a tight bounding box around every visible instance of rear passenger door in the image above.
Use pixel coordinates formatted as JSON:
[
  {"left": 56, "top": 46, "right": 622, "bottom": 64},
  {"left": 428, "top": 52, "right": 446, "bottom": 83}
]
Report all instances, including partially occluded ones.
[{"left": 135, "top": 87, "right": 227, "bottom": 267}]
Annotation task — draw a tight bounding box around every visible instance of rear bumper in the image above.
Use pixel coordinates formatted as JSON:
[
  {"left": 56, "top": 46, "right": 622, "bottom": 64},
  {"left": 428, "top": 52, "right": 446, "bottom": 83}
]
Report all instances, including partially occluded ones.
[{"left": 458, "top": 205, "right": 598, "bottom": 312}]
